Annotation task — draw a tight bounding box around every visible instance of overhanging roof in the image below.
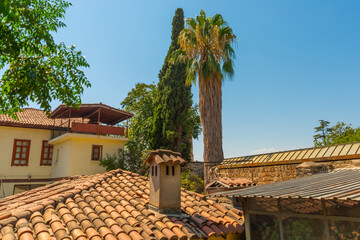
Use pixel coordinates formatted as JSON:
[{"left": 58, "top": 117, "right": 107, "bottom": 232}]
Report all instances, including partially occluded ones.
[
  {"left": 221, "top": 142, "right": 360, "bottom": 168},
  {"left": 210, "top": 168, "right": 360, "bottom": 201},
  {"left": 51, "top": 103, "right": 133, "bottom": 125}
]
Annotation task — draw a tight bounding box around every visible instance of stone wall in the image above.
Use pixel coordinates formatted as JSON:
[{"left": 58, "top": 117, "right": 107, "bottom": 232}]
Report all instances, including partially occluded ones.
[{"left": 218, "top": 159, "right": 360, "bottom": 185}]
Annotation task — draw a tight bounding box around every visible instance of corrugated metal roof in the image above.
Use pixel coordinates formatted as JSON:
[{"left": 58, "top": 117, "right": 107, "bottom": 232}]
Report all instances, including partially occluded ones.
[
  {"left": 210, "top": 168, "right": 360, "bottom": 201},
  {"left": 221, "top": 142, "right": 360, "bottom": 168}
]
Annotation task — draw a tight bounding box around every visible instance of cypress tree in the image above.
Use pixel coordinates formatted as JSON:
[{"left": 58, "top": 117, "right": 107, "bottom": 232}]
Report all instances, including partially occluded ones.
[{"left": 150, "top": 8, "right": 194, "bottom": 161}]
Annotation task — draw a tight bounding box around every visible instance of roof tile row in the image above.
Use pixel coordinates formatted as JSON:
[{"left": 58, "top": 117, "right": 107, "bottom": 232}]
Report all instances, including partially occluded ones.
[{"left": 0, "top": 170, "right": 243, "bottom": 240}]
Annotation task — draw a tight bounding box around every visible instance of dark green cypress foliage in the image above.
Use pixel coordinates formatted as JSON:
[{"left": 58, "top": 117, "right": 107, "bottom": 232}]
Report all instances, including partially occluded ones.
[{"left": 150, "top": 8, "right": 195, "bottom": 161}]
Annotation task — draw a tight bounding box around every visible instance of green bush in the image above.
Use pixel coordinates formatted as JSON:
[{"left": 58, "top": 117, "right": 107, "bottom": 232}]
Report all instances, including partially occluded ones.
[{"left": 181, "top": 170, "right": 204, "bottom": 194}]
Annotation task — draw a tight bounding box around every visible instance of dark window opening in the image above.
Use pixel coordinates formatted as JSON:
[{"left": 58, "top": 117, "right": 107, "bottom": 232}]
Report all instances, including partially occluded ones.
[
  {"left": 151, "top": 166, "right": 154, "bottom": 176},
  {"left": 166, "top": 166, "right": 169, "bottom": 175},
  {"left": 172, "top": 166, "right": 175, "bottom": 176},
  {"left": 155, "top": 166, "right": 157, "bottom": 176}
]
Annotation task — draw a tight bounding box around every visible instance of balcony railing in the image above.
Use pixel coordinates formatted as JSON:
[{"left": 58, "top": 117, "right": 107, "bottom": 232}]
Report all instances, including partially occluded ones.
[{"left": 71, "top": 122, "right": 127, "bottom": 137}]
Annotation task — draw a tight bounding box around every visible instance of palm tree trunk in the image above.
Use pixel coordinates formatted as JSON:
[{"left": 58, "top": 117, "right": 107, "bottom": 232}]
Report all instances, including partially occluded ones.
[{"left": 198, "top": 74, "right": 224, "bottom": 185}]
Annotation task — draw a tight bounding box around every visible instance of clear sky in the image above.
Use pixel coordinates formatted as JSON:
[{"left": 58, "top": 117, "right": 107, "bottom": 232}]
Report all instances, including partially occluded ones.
[{"left": 29, "top": 0, "right": 360, "bottom": 161}]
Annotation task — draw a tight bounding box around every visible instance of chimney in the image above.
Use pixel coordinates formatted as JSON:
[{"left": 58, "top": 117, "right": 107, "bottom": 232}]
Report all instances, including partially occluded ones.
[{"left": 145, "top": 149, "right": 186, "bottom": 215}]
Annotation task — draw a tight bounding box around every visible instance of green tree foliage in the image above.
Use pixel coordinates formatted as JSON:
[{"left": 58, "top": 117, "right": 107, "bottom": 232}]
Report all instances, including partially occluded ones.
[
  {"left": 150, "top": 8, "right": 201, "bottom": 161},
  {"left": 121, "top": 83, "right": 157, "bottom": 149},
  {"left": 0, "top": 0, "right": 90, "bottom": 118},
  {"left": 173, "top": 10, "right": 236, "bottom": 183},
  {"left": 100, "top": 139, "right": 148, "bottom": 175},
  {"left": 314, "top": 120, "right": 360, "bottom": 147},
  {"left": 180, "top": 170, "right": 204, "bottom": 193},
  {"left": 102, "top": 83, "right": 158, "bottom": 174},
  {"left": 313, "top": 120, "right": 331, "bottom": 146}
]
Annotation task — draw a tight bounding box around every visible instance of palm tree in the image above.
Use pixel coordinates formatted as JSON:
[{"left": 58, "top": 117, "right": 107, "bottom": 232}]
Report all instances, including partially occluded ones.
[{"left": 175, "top": 10, "right": 236, "bottom": 184}]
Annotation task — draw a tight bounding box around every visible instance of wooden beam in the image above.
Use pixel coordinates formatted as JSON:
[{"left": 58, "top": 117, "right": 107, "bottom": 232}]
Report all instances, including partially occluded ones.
[
  {"left": 244, "top": 199, "right": 251, "bottom": 240},
  {"left": 83, "top": 108, "right": 100, "bottom": 119},
  {"left": 322, "top": 199, "right": 330, "bottom": 240},
  {"left": 277, "top": 199, "right": 284, "bottom": 240}
]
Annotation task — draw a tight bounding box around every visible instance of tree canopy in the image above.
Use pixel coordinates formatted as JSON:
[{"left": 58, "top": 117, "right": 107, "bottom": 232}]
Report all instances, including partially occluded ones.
[
  {"left": 313, "top": 120, "right": 360, "bottom": 147},
  {"left": 0, "top": 0, "right": 90, "bottom": 118},
  {"left": 173, "top": 10, "right": 236, "bottom": 183},
  {"left": 150, "top": 8, "right": 201, "bottom": 161}
]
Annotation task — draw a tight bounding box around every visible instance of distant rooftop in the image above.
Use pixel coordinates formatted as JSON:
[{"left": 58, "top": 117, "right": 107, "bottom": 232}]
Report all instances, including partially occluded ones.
[
  {"left": 210, "top": 168, "right": 360, "bottom": 201},
  {"left": 0, "top": 103, "right": 133, "bottom": 130},
  {"left": 221, "top": 142, "right": 360, "bottom": 168},
  {"left": 51, "top": 103, "right": 133, "bottom": 125}
]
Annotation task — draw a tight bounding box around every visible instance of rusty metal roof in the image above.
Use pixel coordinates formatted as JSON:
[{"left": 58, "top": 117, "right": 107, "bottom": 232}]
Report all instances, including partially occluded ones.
[
  {"left": 51, "top": 103, "right": 133, "bottom": 125},
  {"left": 221, "top": 142, "right": 360, "bottom": 168},
  {"left": 210, "top": 168, "right": 360, "bottom": 201}
]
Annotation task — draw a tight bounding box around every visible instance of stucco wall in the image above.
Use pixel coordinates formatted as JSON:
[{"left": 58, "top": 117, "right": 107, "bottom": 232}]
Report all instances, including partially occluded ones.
[
  {"left": 0, "top": 126, "right": 52, "bottom": 197},
  {"left": 50, "top": 133, "right": 126, "bottom": 178},
  {"left": 159, "top": 163, "right": 181, "bottom": 209},
  {"left": 149, "top": 162, "right": 181, "bottom": 211},
  {"left": 218, "top": 159, "right": 360, "bottom": 185},
  {"left": 50, "top": 139, "right": 72, "bottom": 178}
]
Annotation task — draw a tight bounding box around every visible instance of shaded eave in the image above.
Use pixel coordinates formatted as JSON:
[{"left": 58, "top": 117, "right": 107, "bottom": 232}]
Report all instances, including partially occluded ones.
[
  {"left": 0, "top": 121, "right": 63, "bottom": 131},
  {"left": 51, "top": 103, "right": 133, "bottom": 125}
]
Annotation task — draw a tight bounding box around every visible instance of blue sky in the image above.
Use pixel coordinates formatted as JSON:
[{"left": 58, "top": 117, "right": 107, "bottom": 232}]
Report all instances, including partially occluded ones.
[{"left": 30, "top": 0, "right": 360, "bottom": 161}]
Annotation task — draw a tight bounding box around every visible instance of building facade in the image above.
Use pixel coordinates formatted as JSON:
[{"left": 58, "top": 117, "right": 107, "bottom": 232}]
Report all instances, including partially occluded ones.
[{"left": 0, "top": 104, "right": 132, "bottom": 197}]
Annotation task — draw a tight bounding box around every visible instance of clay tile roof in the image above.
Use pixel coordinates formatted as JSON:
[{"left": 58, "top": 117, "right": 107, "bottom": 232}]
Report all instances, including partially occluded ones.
[
  {"left": 0, "top": 108, "right": 85, "bottom": 130},
  {"left": 145, "top": 149, "right": 187, "bottom": 165},
  {"left": 0, "top": 170, "right": 243, "bottom": 239},
  {"left": 0, "top": 108, "right": 57, "bottom": 129},
  {"left": 206, "top": 178, "right": 255, "bottom": 189}
]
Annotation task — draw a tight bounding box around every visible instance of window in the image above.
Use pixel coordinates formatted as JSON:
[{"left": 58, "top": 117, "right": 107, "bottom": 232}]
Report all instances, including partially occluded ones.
[
  {"left": 166, "top": 166, "right": 169, "bottom": 175},
  {"left": 91, "top": 145, "right": 103, "bottom": 160},
  {"left": 12, "top": 139, "right": 31, "bottom": 166},
  {"left": 172, "top": 166, "right": 175, "bottom": 176},
  {"left": 152, "top": 166, "right": 154, "bottom": 176},
  {"left": 40, "top": 140, "right": 53, "bottom": 166},
  {"left": 155, "top": 166, "right": 157, "bottom": 176}
]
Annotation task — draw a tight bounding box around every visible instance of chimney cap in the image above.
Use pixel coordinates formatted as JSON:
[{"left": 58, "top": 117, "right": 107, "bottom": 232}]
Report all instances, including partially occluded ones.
[{"left": 145, "top": 149, "right": 186, "bottom": 165}]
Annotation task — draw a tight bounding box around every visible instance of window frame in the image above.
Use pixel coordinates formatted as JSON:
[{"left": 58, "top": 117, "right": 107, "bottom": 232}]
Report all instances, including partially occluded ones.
[
  {"left": 40, "top": 140, "right": 53, "bottom": 166},
  {"left": 91, "top": 145, "right": 103, "bottom": 161},
  {"left": 11, "top": 139, "right": 31, "bottom": 166}
]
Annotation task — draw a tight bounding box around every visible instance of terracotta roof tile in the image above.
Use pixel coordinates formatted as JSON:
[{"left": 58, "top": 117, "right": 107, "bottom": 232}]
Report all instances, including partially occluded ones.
[
  {"left": 206, "top": 177, "right": 255, "bottom": 189},
  {"left": 145, "top": 150, "right": 187, "bottom": 165},
  {"left": 0, "top": 170, "right": 243, "bottom": 239},
  {"left": 0, "top": 108, "right": 90, "bottom": 130}
]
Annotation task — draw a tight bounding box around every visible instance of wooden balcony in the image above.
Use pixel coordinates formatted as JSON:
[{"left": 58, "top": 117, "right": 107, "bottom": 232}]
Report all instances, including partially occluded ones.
[{"left": 71, "top": 122, "right": 127, "bottom": 137}]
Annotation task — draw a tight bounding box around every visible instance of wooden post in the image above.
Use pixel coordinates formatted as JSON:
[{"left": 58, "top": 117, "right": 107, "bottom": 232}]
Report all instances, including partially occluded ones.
[
  {"left": 277, "top": 199, "right": 284, "bottom": 240},
  {"left": 67, "top": 108, "right": 71, "bottom": 132},
  {"left": 322, "top": 199, "right": 330, "bottom": 240},
  {"left": 244, "top": 198, "right": 251, "bottom": 240},
  {"left": 97, "top": 108, "right": 101, "bottom": 135},
  {"left": 126, "top": 119, "right": 129, "bottom": 137}
]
